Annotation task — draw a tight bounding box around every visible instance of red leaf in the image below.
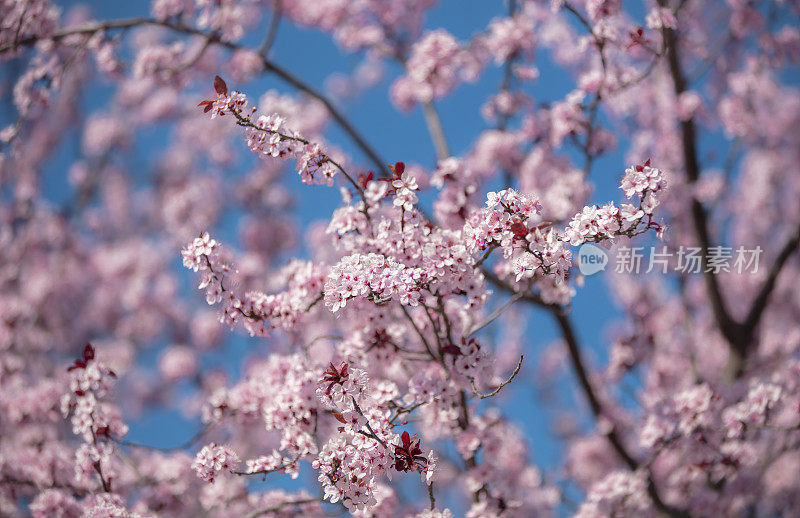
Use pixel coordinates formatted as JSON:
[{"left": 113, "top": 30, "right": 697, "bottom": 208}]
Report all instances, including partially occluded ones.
[
  {"left": 82, "top": 343, "right": 95, "bottom": 362},
  {"left": 510, "top": 221, "right": 528, "bottom": 237},
  {"left": 442, "top": 344, "right": 462, "bottom": 356},
  {"left": 213, "top": 75, "right": 228, "bottom": 96},
  {"left": 357, "top": 171, "right": 375, "bottom": 189},
  {"left": 67, "top": 360, "right": 86, "bottom": 372},
  {"left": 388, "top": 161, "right": 405, "bottom": 179},
  {"left": 401, "top": 430, "right": 410, "bottom": 448}
]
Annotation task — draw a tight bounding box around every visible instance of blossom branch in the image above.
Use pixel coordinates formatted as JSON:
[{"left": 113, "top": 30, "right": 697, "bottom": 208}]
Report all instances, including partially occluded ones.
[
  {"left": 0, "top": 17, "right": 391, "bottom": 177},
  {"left": 400, "top": 305, "right": 438, "bottom": 361},
  {"left": 227, "top": 105, "right": 367, "bottom": 199},
  {"left": 657, "top": 1, "right": 741, "bottom": 354},
  {"left": 232, "top": 454, "right": 301, "bottom": 477},
  {"left": 658, "top": 3, "right": 798, "bottom": 378},
  {"left": 473, "top": 242, "right": 499, "bottom": 269}
]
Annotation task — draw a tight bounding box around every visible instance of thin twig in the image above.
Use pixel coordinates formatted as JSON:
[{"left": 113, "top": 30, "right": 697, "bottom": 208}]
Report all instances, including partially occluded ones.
[
  {"left": 469, "top": 355, "right": 524, "bottom": 399},
  {"left": 232, "top": 453, "right": 301, "bottom": 477},
  {"left": 115, "top": 423, "right": 212, "bottom": 453},
  {"left": 467, "top": 292, "right": 524, "bottom": 337},
  {"left": 400, "top": 304, "right": 437, "bottom": 360},
  {"left": 421, "top": 101, "right": 451, "bottom": 161},
  {"left": 259, "top": 0, "right": 282, "bottom": 56},
  {"left": 245, "top": 497, "right": 320, "bottom": 518},
  {"left": 351, "top": 397, "right": 389, "bottom": 449},
  {"left": 473, "top": 243, "right": 498, "bottom": 269}
]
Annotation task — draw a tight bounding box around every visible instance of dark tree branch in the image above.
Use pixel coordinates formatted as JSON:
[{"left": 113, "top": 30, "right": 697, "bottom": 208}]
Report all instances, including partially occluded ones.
[
  {"left": 742, "top": 223, "right": 800, "bottom": 334},
  {"left": 659, "top": 12, "right": 741, "bottom": 347},
  {"left": 554, "top": 310, "right": 687, "bottom": 518},
  {"left": 552, "top": 312, "right": 636, "bottom": 468},
  {"left": 659, "top": 7, "right": 800, "bottom": 377}
]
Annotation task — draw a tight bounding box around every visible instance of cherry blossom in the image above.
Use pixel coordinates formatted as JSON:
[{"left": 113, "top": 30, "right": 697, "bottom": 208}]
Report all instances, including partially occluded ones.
[{"left": 2, "top": 0, "right": 800, "bottom": 516}]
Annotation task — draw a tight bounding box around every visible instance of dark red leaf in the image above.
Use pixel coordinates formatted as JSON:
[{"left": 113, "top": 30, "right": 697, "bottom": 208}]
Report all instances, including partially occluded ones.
[
  {"left": 82, "top": 343, "right": 95, "bottom": 362},
  {"left": 357, "top": 171, "right": 375, "bottom": 189},
  {"left": 442, "top": 344, "right": 462, "bottom": 356},
  {"left": 67, "top": 360, "right": 86, "bottom": 372},
  {"left": 213, "top": 75, "right": 228, "bottom": 96},
  {"left": 510, "top": 221, "right": 528, "bottom": 237}
]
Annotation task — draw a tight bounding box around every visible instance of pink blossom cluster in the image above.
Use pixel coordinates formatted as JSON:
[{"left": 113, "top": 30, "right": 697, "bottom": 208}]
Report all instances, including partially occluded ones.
[
  {"left": 191, "top": 443, "right": 240, "bottom": 483},
  {"left": 151, "top": 0, "right": 258, "bottom": 42},
  {"left": 575, "top": 470, "right": 651, "bottom": 517},
  {"left": 311, "top": 362, "right": 435, "bottom": 511},
  {"left": 430, "top": 156, "right": 480, "bottom": 229},
  {"left": 562, "top": 202, "right": 625, "bottom": 246},
  {"left": 463, "top": 188, "right": 542, "bottom": 253},
  {"left": 0, "top": 0, "right": 60, "bottom": 53},
  {"left": 276, "top": 0, "right": 436, "bottom": 54},
  {"left": 482, "top": 13, "right": 537, "bottom": 64},
  {"left": 60, "top": 344, "right": 128, "bottom": 490},
  {"left": 391, "top": 30, "right": 480, "bottom": 109},
  {"left": 325, "top": 253, "right": 428, "bottom": 312},
  {"left": 619, "top": 160, "right": 666, "bottom": 203},
  {"left": 562, "top": 161, "right": 666, "bottom": 245},
  {"left": 183, "top": 232, "right": 327, "bottom": 334}
]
